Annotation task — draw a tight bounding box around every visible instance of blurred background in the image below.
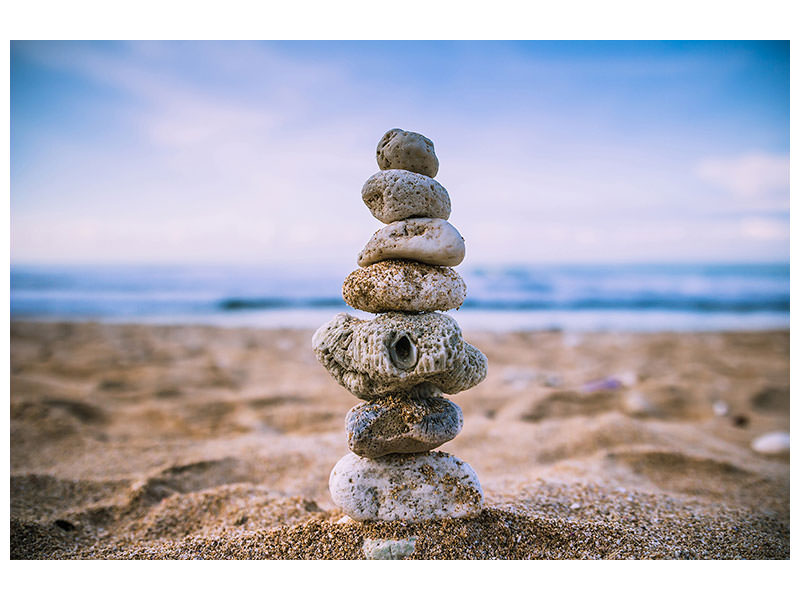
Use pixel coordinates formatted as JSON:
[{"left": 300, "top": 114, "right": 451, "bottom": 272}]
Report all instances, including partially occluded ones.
[{"left": 10, "top": 40, "right": 789, "bottom": 332}]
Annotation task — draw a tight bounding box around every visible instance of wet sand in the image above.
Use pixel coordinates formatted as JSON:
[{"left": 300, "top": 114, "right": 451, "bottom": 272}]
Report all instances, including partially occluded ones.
[{"left": 10, "top": 321, "right": 789, "bottom": 559}]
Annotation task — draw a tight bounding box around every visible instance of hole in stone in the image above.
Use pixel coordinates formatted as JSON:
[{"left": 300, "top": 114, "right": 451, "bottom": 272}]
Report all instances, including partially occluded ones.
[
  {"left": 54, "top": 519, "right": 76, "bottom": 532},
  {"left": 395, "top": 336, "right": 411, "bottom": 358},
  {"left": 389, "top": 332, "right": 417, "bottom": 370}
]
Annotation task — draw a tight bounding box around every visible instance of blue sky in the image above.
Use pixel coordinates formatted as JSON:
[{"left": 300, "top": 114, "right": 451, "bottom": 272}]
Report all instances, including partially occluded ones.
[{"left": 10, "top": 41, "right": 789, "bottom": 266}]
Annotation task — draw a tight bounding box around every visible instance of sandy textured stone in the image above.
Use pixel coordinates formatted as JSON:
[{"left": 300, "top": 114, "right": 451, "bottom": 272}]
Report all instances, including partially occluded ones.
[
  {"left": 311, "top": 311, "right": 488, "bottom": 400},
  {"left": 342, "top": 260, "right": 465, "bottom": 313},
  {"left": 346, "top": 396, "right": 463, "bottom": 458},
  {"left": 376, "top": 128, "right": 439, "bottom": 177},
  {"left": 358, "top": 218, "right": 465, "bottom": 267},
  {"left": 362, "top": 170, "right": 450, "bottom": 224},
  {"left": 329, "top": 451, "right": 483, "bottom": 522}
]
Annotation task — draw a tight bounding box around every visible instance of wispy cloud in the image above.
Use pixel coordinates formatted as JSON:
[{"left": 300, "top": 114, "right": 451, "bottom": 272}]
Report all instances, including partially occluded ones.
[
  {"left": 695, "top": 152, "right": 789, "bottom": 200},
  {"left": 11, "top": 41, "right": 789, "bottom": 265}
]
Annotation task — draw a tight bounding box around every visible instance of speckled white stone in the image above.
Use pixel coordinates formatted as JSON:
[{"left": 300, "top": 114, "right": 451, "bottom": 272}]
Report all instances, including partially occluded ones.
[
  {"left": 329, "top": 451, "right": 483, "bottom": 522},
  {"left": 362, "top": 170, "right": 450, "bottom": 224},
  {"left": 357, "top": 218, "right": 465, "bottom": 267}
]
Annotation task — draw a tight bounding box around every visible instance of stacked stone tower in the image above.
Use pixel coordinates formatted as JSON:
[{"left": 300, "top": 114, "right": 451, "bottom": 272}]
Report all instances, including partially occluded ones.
[{"left": 312, "top": 128, "right": 487, "bottom": 522}]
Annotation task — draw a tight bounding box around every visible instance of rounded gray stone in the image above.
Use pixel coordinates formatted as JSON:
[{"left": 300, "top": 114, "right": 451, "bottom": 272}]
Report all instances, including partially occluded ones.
[
  {"left": 342, "top": 259, "right": 466, "bottom": 313},
  {"left": 361, "top": 170, "right": 450, "bottom": 224},
  {"left": 357, "top": 218, "right": 466, "bottom": 267},
  {"left": 312, "top": 311, "right": 488, "bottom": 400},
  {"left": 329, "top": 451, "right": 483, "bottom": 522},
  {"left": 346, "top": 396, "right": 463, "bottom": 458},
  {"left": 376, "top": 128, "right": 439, "bottom": 177}
]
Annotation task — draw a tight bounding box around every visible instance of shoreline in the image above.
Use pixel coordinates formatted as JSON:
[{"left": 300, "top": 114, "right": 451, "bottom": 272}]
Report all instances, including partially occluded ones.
[{"left": 9, "top": 312, "right": 792, "bottom": 333}]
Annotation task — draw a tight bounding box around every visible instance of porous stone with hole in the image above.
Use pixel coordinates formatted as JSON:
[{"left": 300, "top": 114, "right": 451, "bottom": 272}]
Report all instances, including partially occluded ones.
[
  {"left": 346, "top": 396, "right": 463, "bottom": 458},
  {"left": 329, "top": 451, "right": 483, "bottom": 522},
  {"left": 357, "top": 218, "right": 465, "bottom": 267},
  {"left": 342, "top": 259, "right": 466, "bottom": 313},
  {"left": 376, "top": 128, "right": 439, "bottom": 177},
  {"left": 362, "top": 170, "right": 450, "bottom": 224},
  {"left": 312, "top": 311, "right": 487, "bottom": 400},
  {"left": 315, "top": 127, "right": 487, "bottom": 524}
]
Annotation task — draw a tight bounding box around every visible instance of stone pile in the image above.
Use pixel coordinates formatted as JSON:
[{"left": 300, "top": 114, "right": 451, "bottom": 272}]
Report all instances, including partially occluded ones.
[{"left": 312, "top": 128, "right": 488, "bottom": 522}]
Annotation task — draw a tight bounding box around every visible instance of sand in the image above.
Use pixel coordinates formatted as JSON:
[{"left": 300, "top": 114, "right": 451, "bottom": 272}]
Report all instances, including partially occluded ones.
[{"left": 10, "top": 321, "right": 789, "bottom": 559}]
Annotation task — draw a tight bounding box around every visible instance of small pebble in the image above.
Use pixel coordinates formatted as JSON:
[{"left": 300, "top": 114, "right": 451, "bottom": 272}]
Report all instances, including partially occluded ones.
[
  {"left": 336, "top": 515, "right": 354, "bottom": 525},
  {"left": 363, "top": 537, "right": 417, "bottom": 560},
  {"left": 623, "top": 391, "right": 656, "bottom": 417},
  {"left": 751, "top": 431, "right": 789, "bottom": 455},
  {"left": 376, "top": 128, "right": 439, "bottom": 177},
  {"left": 712, "top": 400, "right": 729, "bottom": 416}
]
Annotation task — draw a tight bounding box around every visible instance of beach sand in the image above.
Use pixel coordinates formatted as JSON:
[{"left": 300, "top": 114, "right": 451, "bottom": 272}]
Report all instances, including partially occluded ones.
[{"left": 10, "top": 321, "right": 789, "bottom": 559}]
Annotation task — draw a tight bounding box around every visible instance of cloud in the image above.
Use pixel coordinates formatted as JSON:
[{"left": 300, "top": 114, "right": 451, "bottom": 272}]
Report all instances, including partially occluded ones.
[
  {"left": 695, "top": 152, "right": 789, "bottom": 199},
  {"left": 739, "top": 217, "right": 789, "bottom": 241},
  {"left": 11, "top": 42, "right": 790, "bottom": 265}
]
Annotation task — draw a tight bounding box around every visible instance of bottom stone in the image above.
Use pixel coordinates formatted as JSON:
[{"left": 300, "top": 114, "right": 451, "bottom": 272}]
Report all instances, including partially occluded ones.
[{"left": 329, "top": 451, "right": 483, "bottom": 522}]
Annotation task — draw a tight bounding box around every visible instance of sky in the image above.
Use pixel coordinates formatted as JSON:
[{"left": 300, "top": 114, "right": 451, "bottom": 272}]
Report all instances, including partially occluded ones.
[{"left": 10, "top": 41, "right": 790, "bottom": 267}]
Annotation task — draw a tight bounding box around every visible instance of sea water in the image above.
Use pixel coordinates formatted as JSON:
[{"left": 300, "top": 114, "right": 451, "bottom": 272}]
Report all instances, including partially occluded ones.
[{"left": 10, "top": 263, "right": 789, "bottom": 331}]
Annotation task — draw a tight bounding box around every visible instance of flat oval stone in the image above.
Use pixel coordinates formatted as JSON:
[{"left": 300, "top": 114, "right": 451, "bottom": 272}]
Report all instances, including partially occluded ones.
[
  {"left": 311, "top": 311, "right": 488, "bottom": 400},
  {"left": 346, "top": 396, "right": 463, "bottom": 458},
  {"left": 357, "top": 218, "right": 465, "bottom": 267},
  {"left": 342, "top": 260, "right": 465, "bottom": 313},
  {"left": 362, "top": 170, "right": 450, "bottom": 224},
  {"left": 329, "top": 451, "right": 483, "bottom": 522},
  {"left": 376, "top": 128, "right": 439, "bottom": 177}
]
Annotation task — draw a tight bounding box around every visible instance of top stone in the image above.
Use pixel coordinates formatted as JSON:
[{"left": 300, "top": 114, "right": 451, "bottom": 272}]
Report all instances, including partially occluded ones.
[{"left": 376, "top": 129, "right": 439, "bottom": 178}]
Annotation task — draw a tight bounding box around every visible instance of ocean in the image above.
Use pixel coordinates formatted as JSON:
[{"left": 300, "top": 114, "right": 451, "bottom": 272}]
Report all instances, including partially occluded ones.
[{"left": 10, "top": 263, "right": 789, "bottom": 332}]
